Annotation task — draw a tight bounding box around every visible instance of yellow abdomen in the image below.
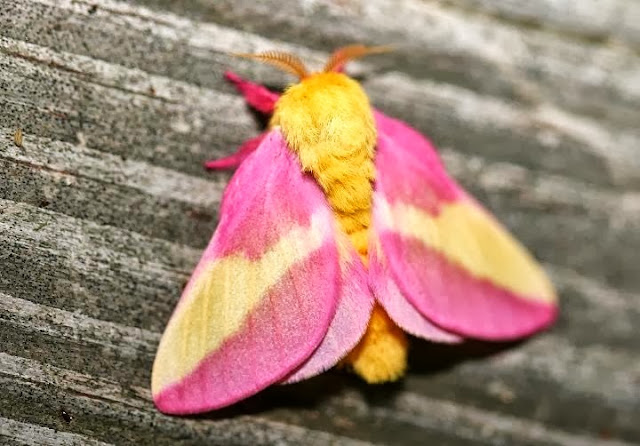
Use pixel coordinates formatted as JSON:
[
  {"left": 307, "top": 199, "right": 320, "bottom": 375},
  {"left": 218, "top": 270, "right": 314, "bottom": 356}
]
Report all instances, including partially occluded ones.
[{"left": 271, "top": 72, "right": 408, "bottom": 383}]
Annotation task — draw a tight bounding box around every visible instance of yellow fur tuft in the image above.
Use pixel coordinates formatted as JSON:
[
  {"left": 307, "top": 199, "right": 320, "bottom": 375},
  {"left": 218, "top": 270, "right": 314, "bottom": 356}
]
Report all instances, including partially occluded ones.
[
  {"left": 344, "top": 305, "right": 408, "bottom": 383},
  {"left": 272, "top": 71, "right": 408, "bottom": 383}
]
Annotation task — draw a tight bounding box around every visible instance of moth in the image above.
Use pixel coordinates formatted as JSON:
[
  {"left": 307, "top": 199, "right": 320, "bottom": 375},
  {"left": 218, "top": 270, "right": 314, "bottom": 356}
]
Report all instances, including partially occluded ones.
[{"left": 152, "top": 45, "right": 557, "bottom": 415}]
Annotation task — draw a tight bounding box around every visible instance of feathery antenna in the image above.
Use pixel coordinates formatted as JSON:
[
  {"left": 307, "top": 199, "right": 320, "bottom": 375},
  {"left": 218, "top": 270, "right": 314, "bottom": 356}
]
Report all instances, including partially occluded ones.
[
  {"left": 324, "top": 44, "right": 393, "bottom": 73},
  {"left": 232, "top": 51, "right": 309, "bottom": 80}
]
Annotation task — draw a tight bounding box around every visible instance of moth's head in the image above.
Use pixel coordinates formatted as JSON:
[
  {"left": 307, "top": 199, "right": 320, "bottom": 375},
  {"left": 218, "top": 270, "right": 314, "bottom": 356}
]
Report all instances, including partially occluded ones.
[{"left": 232, "top": 44, "right": 391, "bottom": 83}]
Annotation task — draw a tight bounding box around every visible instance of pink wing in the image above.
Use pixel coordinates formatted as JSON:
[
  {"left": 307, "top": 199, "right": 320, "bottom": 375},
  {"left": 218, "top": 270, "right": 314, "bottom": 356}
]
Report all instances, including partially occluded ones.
[
  {"left": 284, "top": 244, "right": 373, "bottom": 383},
  {"left": 370, "top": 245, "right": 462, "bottom": 343},
  {"left": 371, "top": 112, "right": 558, "bottom": 341},
  {"left": 152, "top": 129, "right": 342, "bottom": 414}
]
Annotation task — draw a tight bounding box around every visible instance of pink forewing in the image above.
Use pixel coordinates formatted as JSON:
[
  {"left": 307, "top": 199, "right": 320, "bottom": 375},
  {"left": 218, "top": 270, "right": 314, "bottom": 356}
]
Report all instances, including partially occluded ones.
[
  {"left": 152, "top": 129, "right": 341, "bottom": 414},
  {"left": 373, "top": 112, "right": 461, "bottom": 211},
  {"left": 372, "top": 112, "right": 557, "bottom": 341},
  {"left": 212, "top": 131, "right": 326, "bottom": 260},
  {"left": 154, "top": 247, "right": 336, "bottom": 414},
  {"left": 381, "top": 231, "right": 557, "bottom": 340}
]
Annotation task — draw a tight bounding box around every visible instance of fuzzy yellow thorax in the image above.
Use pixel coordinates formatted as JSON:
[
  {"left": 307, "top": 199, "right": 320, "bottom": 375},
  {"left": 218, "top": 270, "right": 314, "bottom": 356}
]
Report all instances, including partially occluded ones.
[
  {"left": 271, "top": 71, "right": 408, "bottom": 383},
  {"left": 271, "top": 72, "right": 376, "bottom": 260}
]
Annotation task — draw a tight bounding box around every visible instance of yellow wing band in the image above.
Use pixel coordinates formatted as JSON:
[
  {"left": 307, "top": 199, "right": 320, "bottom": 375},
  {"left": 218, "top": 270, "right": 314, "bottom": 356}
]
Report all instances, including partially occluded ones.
[
  {"left": 152, "top": 213, "right": 330, "bottom": 393},
  {"left": 377, "top": 198, "right": 556, "bottom": 304}
]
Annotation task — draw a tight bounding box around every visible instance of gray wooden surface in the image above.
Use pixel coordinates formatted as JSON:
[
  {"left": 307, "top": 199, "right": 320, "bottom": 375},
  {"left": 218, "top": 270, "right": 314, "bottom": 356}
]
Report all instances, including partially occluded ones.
[{"left": 1, "top": 0, "right": 639, "bottom": 445}]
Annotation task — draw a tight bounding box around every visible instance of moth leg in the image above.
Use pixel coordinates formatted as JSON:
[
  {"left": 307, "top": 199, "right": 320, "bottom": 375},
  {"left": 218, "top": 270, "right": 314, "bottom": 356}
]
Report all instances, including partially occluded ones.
[
  {"left": 204, "top": 133, "right": 266, "bottom": 170},
  {"left": 225, "top": 71, "right": 279, "bottom": 114}
]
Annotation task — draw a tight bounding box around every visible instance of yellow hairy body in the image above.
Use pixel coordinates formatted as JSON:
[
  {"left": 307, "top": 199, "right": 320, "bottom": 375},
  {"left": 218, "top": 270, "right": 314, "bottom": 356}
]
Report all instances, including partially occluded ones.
[{"left": 271, "top": 72, "right": 407, "bottom": 383}]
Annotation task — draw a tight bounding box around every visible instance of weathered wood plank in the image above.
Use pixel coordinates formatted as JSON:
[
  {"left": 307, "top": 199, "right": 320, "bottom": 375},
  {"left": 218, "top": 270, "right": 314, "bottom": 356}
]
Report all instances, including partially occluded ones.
[
  {"left": 0, "top": 122, "right": 226, "bottom": 248},
  {"left": 1, "top": 349, "right": 636, "bottom": 446},
  {"left": 89, "top": 0, "right": 638, "bottom": 128},
  {"left": 1, "top": 0, "right": 639, "bottom": 444},
  {"left": 364, "top": 393, "right": 635, "bottom": 446},
  {"left": 0, "top": 354, "right": 375, "bottom": 446},
  {"left": 0, "top": 417, "right": 112, "bottom": 446},
  {"left": 445, "top": 0, "right": 640, "bottom": 47},
  {"left": 3, "top": 5, "right": 639, "bottom": 185}
]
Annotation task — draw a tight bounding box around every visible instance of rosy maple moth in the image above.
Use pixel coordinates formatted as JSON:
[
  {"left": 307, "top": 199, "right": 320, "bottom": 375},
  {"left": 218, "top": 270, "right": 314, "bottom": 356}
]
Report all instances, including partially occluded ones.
[{"left": 152, "top": 45, "right": 558, "bottom": 415}]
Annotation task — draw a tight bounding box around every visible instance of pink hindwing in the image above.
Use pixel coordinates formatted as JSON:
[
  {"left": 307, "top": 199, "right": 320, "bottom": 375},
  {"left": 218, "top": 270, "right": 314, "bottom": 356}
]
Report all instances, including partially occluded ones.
[
  {"left": 371, "top": 112, "right": 558, "bottom": 341},
  {"left": 284, "top": 240, "right": 373, "bottom": 383},
  {"left": 369, "top": 245, "right": 463, "bottom": 343},
  {"left": 152, "top": 129, "right": 343, "bottom": 414}
]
